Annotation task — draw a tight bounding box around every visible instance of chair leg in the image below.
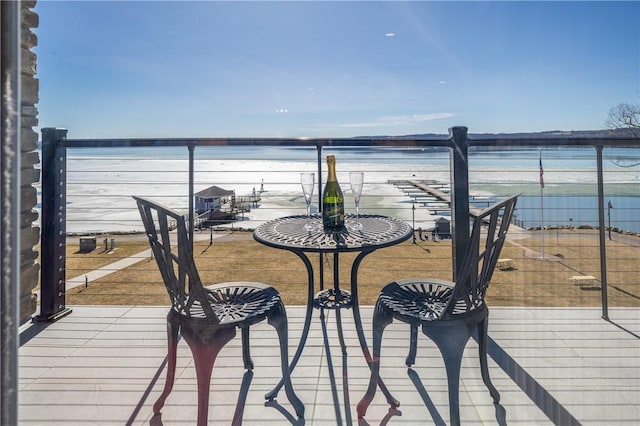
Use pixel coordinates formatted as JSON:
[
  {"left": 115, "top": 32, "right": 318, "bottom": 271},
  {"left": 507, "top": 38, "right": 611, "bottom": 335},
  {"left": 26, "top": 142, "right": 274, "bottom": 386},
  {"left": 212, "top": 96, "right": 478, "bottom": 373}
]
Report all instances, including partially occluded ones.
[
  {"left": 478, "top": 315, "right": 500, "bottom": 403},
  {"left": 267, "top": 302, "right": 305, "bottom": 419},
  {"left": 423, "top": 322, "right": 472, "bottom": 426},
  {"left": 183, "top": 326, "right": 236, "bottom": 426},
  {"left": 153, "top": 312, "right": 180, "bottom": 415},
  {"left": 406, "top": 323, "right": 418, "bottom": 367},
  {"left": 357, "top": 301, "right": 393, "bottom": 418},
  {"left": 241, "top": 327, "right": 254, "bottom": 370}
]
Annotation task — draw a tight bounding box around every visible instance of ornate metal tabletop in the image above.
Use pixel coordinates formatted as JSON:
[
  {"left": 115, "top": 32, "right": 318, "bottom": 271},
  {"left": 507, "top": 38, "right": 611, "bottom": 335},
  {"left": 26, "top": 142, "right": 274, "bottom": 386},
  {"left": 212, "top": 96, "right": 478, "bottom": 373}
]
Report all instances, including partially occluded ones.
[{"left": 253, "top": 214, "right": 412, "bottom": 253}]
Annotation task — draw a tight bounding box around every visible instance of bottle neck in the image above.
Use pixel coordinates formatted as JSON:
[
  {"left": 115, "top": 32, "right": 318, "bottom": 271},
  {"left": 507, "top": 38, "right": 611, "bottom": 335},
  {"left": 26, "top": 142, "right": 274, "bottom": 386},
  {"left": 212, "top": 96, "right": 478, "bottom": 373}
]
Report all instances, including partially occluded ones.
[{"left": 327, "top": 157, "right": 337, "bottom": 182}]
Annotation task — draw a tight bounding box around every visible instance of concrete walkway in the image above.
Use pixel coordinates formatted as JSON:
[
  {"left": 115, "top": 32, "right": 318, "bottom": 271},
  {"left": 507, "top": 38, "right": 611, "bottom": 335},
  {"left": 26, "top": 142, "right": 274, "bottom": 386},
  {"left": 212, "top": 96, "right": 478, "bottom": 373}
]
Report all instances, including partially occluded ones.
[
  {"left": 40, "top": 231, "right": 234, "bottom": 300},
  {"left": 65, "top": 248, "right": 153, "bottom": 292}
]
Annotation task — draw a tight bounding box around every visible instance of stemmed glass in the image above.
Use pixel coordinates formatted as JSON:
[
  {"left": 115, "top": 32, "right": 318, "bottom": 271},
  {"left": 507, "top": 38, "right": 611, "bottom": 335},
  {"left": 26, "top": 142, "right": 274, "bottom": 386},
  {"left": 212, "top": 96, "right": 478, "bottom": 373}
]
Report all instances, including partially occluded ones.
[
  {"left": 300, "top": 172, "right": 316, "bottom": 231},
  {"left": 349, "top": 172, "right": 364, "bottom": 231}
]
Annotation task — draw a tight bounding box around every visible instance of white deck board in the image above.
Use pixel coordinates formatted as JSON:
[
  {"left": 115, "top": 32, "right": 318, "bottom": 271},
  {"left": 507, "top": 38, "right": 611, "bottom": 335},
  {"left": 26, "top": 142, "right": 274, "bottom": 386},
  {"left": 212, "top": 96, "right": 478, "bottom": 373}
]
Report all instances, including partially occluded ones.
[{"left": 18, "top": 306, "right": 640, "bottom": 425}]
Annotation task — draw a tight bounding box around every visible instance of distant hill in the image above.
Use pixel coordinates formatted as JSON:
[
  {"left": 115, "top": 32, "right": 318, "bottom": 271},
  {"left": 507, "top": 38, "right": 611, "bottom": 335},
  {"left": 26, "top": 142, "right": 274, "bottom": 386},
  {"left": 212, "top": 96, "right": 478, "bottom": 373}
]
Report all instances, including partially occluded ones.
[{"left": 363, "top": 128, "right": 637, "bottom": 140}]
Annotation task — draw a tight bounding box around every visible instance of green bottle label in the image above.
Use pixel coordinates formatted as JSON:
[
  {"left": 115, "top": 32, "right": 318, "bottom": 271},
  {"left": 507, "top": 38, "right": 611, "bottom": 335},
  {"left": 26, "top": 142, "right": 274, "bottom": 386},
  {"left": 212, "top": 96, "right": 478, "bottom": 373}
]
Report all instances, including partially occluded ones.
[{"left": 323, "top": 196, "right": 344, "bottom": 229}]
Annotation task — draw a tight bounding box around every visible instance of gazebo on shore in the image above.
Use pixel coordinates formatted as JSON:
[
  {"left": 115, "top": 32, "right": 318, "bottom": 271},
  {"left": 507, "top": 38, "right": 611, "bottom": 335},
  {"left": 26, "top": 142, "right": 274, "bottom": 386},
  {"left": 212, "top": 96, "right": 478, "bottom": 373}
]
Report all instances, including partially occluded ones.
[{"left": 195, "top": 185, "right": 236, "bottom": 215}]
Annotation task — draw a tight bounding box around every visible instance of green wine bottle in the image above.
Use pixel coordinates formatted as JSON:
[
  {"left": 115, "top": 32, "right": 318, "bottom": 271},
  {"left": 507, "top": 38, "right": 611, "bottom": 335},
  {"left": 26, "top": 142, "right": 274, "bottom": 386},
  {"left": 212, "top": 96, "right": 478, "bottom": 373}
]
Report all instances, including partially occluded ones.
[{"left": 322, "top": 155, "right": 345, "bottom": 230}]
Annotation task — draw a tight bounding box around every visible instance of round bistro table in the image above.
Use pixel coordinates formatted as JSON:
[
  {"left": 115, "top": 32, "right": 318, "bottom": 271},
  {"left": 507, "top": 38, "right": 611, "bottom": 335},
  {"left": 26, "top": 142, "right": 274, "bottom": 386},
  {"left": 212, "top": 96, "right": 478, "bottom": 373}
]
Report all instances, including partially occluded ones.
[{"left": 254, "top": 213, "right": 412, "bottom": 420}]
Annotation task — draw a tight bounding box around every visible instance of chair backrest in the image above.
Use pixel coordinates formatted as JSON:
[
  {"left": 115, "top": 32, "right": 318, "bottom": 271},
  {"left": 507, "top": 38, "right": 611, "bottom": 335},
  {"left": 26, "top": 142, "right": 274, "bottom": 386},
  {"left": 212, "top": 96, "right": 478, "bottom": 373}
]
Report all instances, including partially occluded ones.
[
  {"left": 445, "top": 194, "right": 518, "bottom": 318},
  {"left": 133, "top": 196, "right": 218, "bottom": 321}
]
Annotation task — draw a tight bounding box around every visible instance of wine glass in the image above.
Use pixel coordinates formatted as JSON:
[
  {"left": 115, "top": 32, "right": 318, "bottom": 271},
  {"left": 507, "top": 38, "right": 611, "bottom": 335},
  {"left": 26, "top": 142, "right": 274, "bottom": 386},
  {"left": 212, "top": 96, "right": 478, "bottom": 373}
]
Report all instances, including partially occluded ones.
[
  {"left": 300, "top": 172, "right": 316, "bottom": 231},
  {"left": 349, "top": 172, "right": 364, "bottom": 231}
]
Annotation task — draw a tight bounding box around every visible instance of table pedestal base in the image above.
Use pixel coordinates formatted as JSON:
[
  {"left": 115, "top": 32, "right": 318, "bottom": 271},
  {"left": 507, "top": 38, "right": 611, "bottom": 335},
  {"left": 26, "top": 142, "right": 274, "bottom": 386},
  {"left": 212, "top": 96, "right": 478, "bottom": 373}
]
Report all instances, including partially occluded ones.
[{"left": 313, "top": 288, "right": 352, "bottom": 309}]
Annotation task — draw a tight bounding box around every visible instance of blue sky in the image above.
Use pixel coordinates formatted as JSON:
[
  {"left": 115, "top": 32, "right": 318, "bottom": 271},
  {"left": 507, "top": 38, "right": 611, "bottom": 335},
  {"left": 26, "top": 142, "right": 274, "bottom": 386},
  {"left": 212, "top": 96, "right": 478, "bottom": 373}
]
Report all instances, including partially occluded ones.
[{"left": 35, "top": 1, "right": 640, "bottom": 139}]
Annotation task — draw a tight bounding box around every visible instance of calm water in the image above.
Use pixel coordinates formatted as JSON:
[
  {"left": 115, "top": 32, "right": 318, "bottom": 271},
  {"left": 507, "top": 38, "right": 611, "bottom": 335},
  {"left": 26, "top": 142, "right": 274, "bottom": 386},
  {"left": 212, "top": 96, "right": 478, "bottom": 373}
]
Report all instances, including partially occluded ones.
[{"left": 514, "top": 195, "right": 638, "bottom": 231}]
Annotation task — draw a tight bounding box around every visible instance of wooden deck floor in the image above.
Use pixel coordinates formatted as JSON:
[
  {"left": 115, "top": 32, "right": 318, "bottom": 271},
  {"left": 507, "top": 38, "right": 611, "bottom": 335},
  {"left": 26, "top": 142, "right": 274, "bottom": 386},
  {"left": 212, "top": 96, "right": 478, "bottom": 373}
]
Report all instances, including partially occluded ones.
[{"left": 18, "top": 306, "right": 640, "bottom": 425}]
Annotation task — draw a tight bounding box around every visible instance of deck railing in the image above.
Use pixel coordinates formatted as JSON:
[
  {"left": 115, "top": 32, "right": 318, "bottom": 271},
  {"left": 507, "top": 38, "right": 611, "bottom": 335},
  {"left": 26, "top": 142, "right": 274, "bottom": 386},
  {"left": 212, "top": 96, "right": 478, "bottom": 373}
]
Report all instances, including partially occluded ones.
[{"left": 38, "top": 127, "right": 640, "bottom": 323}]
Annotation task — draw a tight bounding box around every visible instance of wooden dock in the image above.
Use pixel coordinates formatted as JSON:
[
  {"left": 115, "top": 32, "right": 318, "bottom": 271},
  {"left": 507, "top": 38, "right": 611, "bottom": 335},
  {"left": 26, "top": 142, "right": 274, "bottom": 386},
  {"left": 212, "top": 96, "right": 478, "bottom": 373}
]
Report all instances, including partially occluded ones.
[{"left": 389, "top": 179, "right": 489, "bottom": 217}]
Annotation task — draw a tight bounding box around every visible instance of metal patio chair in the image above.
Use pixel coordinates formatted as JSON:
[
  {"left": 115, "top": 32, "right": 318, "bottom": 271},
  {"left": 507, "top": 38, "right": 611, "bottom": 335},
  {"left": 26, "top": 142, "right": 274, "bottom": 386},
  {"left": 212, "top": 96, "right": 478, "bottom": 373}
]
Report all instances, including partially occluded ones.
[
  {"left": 357, "top": 195, "right": 518, "bottom": 426},
  {"left": 134, "top": 196, "right": 304, "bottom": 426}
]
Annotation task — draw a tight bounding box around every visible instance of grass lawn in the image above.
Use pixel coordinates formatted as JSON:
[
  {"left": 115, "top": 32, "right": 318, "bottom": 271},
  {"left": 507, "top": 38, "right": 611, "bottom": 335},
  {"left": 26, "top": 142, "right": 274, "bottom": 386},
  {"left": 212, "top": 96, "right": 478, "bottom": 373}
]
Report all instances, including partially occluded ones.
[{"left": 63, "top": 229, "right": 640, "bottom": 308}]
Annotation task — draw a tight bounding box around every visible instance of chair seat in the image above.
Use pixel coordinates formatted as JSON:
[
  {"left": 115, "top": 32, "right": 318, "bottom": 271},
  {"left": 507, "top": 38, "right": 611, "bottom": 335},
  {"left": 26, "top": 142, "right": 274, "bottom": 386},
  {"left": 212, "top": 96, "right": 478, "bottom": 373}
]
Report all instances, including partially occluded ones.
[
  {"left": 379, "top": 278, "right": 481, "bottom": 322},
  {"left": 184, "top": 282, "right": 281, "bottom": 325},
  {"left": 379, "top": 278, "right": 454, "bottom": 322}
]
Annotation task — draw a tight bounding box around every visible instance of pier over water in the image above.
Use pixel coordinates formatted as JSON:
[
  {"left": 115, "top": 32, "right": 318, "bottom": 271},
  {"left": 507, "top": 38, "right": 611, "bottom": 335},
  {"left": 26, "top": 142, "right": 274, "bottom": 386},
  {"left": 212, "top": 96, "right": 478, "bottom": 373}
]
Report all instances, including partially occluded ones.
[{"left": 390, "top": 179, "right": 490, "bottom": 218}]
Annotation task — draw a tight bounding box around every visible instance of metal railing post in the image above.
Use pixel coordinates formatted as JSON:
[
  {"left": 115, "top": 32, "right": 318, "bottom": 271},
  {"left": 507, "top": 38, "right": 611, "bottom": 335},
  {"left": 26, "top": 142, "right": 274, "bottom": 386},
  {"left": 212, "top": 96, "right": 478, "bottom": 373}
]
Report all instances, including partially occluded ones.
[
  {"left": 596, "top": 146, "right": 609, "bottom": 320},
  {"left": 36, "top": 128, "right": 72, "bottom": 322},
  {"left": 449, "top": 126, "right": 470, "bottom": 281},
  {"left": 188, "top": 144, "right": 195, "bottom": 246},
  {"left": 316, "top": 144, "right": 324, "bottom": 208},
  {"left": 316, "top": 144, "right": 324, "bottom": 291}
]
